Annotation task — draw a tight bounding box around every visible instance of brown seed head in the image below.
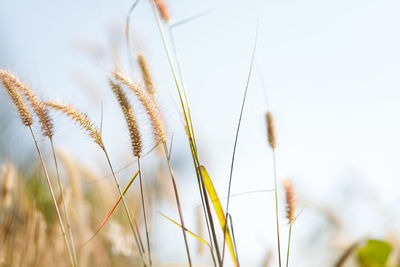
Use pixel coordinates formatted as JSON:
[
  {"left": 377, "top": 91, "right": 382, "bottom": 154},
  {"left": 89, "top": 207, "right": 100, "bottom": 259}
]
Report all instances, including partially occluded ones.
[
  {"left": 109, "top": 79, "right": 142, "bottom": 157},
  {"left": 0, "top": 69, "right": 33, "bottom": 126},
  {"left": 282, "top": 178, "right": 296, "bottom": 223},
  {"left": 112, "top": 68, "right": 167, "bottom": 143},
  {"left": 136, "top": 52, "right": 156, "bottom": 97},
  {"left": 46, "top": 100, "right": 104, "bottom": 149},
  {"left": 155, "top": 0, "right": 170, "bottom": 22},
  {"left": 266, "top": 110, "right": 276, "bottom": 149}
]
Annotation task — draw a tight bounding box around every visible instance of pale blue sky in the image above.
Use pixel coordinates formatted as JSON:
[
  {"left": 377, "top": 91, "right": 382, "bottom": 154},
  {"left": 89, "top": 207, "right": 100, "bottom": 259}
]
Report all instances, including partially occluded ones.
[{"left": 1, "top": 0, "right": 400, "bottom": 265}]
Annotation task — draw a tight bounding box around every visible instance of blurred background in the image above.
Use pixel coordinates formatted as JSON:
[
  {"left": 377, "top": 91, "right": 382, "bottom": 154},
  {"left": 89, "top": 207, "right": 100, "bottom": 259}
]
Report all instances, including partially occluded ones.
[{"left": 1, "top": 0, "right": 400, "bottom": 266}]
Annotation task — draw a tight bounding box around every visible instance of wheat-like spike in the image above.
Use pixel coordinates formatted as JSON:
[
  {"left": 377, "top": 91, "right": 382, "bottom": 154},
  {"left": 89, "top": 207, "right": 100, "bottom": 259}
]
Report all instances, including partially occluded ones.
[
  {"left": 0, "top": 69, "right": 33, "bottom": 126},
  {"left": 112, "top": 68, "right": 168, "bottom": 143},
  {"left": 154, "top": 0, "right": 170, "bottom": 22},
  {"left": 46, "top": 100, "right": 104, "bottom": 149},
  {"left": 282, "top": 178, "right": 296, "bottom": 224},
  {"left": 266, "top": 110, "right": 276, "bottom": 149},
  {"left": 0, "top": 69, "right": 53, "bottom": 137},
  {"left": 136, "top": 52, "right": 156, "bottom": 97},
  {"left": 109, "top": 79, "right": 142, "bottom": 157}
]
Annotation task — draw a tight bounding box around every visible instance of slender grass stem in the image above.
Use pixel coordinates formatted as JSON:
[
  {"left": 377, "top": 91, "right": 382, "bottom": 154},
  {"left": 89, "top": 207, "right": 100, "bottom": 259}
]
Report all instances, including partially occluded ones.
[
  {"left": 273, "top": 150, "right": 282, "bottom": 267},
  {"left": 286, "top": 223, "right": 292, "bottom": 267},
  {"left": 222, "top": 25, "right": 258, "bottom": 267},
  {"left": 49, "top": 138, "right": 78, "bottom": 266},
  {"left": 28, "top": 126, "right": 75, "bottom": 267},
  {"left": 102, "top": 148, "right": 146, "bottom": 266},
  {"left": 138, "top": 157, "right": 152, "bottom": 266},
  {"left": 150, "top": 1, "right": 219, "bottom": 265},
  {"left": 162, "top": 142, "right": 192, "bottom": 267}
]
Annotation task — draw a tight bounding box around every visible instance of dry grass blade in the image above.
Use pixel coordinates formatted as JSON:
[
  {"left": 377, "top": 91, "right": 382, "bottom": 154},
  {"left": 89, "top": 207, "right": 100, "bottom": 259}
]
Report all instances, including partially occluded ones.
[
  {"left": 158, "top": 211, "right": 210, "bottom": 246},
  {"left": 46, "top": 100, "right": 104, "bottom": 149},
  {"left": 200, "top": 166, "right": 238, "bottom": 267},
  {"left": 81, "top": 170, "right": 139, "bottom": 247}
]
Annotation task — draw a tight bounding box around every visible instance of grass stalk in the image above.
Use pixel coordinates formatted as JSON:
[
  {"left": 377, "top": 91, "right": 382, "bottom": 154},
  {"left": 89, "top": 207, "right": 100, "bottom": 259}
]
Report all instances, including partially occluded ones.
[
  {"left": 102, "top": 148, "right": 147, "bottom": 266},
  {"left": 272, "top": 150, "right": 282, "bottom": 267},
  {"left": 162, "top": 141, "right": 192, "bottom": 266},
  {"left": 28, "top": 126, "right": 75, "bottom": 267},
  {"left": 149, "top": 2, "right": 220, "bottom": 264},
  {"left": 221, "top": 25, "right": 258, "bottom": 267},
  {"left": 49, "top": 137, "right": 78, "bottom": 266},
  {"left": 286, "top": 223, "right": 292, "bottom": 267},
  {"left": 137, "top": 157, "right": 152, "bottom": 266}
]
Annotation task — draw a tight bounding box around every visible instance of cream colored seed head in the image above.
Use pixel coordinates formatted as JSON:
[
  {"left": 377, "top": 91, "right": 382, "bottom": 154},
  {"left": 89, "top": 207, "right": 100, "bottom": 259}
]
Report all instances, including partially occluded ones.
[
  {"left": 155, "top": 0, "right": 170, "bottom": 22},
  {"left": 46, "top": 100, "right": 104, "bottom": 149},
  {"left": 282, "top": 178, "right": 296, "bottom": 224},
  {"left": 266, "top": 110, "right": 276, "bottom": 149},
  {"left": 112, "top": 68, "right": 167, "bottom": 143},
  {"left": 109, "top": 79, "right": 142, "bottom": 157},
  {"left": 136, "top": 53, "right": 156, "bottom": 97},
  {"left": 0, "top": 69, "right": 33, "bottom": 127}
]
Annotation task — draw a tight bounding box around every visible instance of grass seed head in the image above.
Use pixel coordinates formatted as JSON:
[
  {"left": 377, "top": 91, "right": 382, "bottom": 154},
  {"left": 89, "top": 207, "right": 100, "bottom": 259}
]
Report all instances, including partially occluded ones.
[
  {"left": 0, "top": 69, "right": 33, "bottom": 127},
  {"left": 46, "top": 100, "right": 104, "bottom": 149},
  {"left": 0, "top": 69, "right": 53, "bottom": 137},
  {"left": 282, "top": 178, "right": 296, "bottom": 223},
  {"left": 155, "top": 0, "right": 170, "bottom": 22},
  {"left": 109, "top": 79, "right": 142, "bottom": 157},
  {"left": 136, "top": 52, "right": 156, "bottom": 97},
  {"left": 112, "top": 68, "right": 167, "bottom": 143},
  {"left": 266, "top": 110, "right": 276, "bottom": 149}
]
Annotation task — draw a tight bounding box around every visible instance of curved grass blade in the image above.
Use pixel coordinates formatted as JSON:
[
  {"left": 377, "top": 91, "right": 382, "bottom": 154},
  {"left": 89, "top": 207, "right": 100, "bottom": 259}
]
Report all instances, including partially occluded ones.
[
  {"left": 80, "top": 170, "right": 139, "bottom": 247},
  {"left": 158, "top": 211, "right": 210, "bottom": 247},
  {"left": 200, "top": 166, "right": 238, "bottom": 267}
]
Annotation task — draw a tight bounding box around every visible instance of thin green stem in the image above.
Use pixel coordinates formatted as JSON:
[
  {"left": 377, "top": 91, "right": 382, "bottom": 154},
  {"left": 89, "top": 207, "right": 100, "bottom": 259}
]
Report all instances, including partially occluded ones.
[
  {"left": 150, "top": 1, "right": 219, "bottom": 264},
  {"left": 102, "top": 148, "right": 146, "bottom": 266},
  {"left": 286, "top": 223, "right": 292, "bottom": 267},
  {"left": 138, "top": 157, "right": 152, "bottom": 266},
  {"left": 162, "top": 142, "right": 192, "bottom": 267},
  {"left": 273, "top": 150, "right": 282, "bottom": 267},
  {"left": 49, "top": 138, "right": 78, "bottom": 266},
  {"left": 28, "top": 126, "right": 75, "bottom": 267}
]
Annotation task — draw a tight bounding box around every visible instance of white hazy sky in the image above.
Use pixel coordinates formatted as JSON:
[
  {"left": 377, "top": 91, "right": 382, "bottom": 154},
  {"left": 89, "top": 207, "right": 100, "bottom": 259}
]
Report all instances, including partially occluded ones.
[{"left": 1, "top": 0, "right": 400, "bottom": 266}]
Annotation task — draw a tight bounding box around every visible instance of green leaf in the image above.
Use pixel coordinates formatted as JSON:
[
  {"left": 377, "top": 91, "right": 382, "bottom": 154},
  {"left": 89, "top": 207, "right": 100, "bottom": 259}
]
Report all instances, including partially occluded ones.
[{"left": 357, "top": 239, "right": 392, "bottom": 267}]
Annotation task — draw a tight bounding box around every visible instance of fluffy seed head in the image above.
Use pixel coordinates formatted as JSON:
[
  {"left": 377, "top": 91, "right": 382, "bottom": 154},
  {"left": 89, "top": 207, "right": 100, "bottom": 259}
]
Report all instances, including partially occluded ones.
[
  {"left": 109, "top": 79, "right": 142, "bottom": 157},
  {"left": 136, "top": 53, "right": 156, "bottom": 97},
  {"left": 46, "top": 100, "right": 104, "bottom": 149},
  {"left": 155, "top": 0, "right": 170, "bottom": 22},
  {"left": 266, "top": 110, "right": 276, "bottom": 149},
  {"left": 282, "top": 178, "right": 296, "bottom": 223},
  {"left": 112, "top": 68, "right": 167, "bottom": 143},
  {"left": 1, "top": 71, "right": 53, "bottom": 137},
  {"left": 0, "top": 69, "right": 33, "bottom": 126}
]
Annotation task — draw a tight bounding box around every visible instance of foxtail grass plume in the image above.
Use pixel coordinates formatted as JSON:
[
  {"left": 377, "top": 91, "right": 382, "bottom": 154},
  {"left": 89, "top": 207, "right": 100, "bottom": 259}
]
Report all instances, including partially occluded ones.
[
  {"left": 0, "top": 69, "right": 33, "bottom": 126},
  {"left": 109, "top": 79, "right": 142, "bottom": 157},
  {"left": 137, "top": 52, "right": 156, "bottom": 97},
  {"left": 266, "top": 110, "right": 276, "bottom": 149},
  {"left": 154, "top": 0, "right": 170, "bottom": 22},
  {"left": 112, "top": 68, "right": 167, "bottom": 143},
  {"left": 46, "top": 100, "right": 104, "bottom": 149},
  {"left": 282, "top": 178, "right": 296, "bottom": 224},
  {"left": 2, "top": 71, "right": 54, "bottom": 137}
]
